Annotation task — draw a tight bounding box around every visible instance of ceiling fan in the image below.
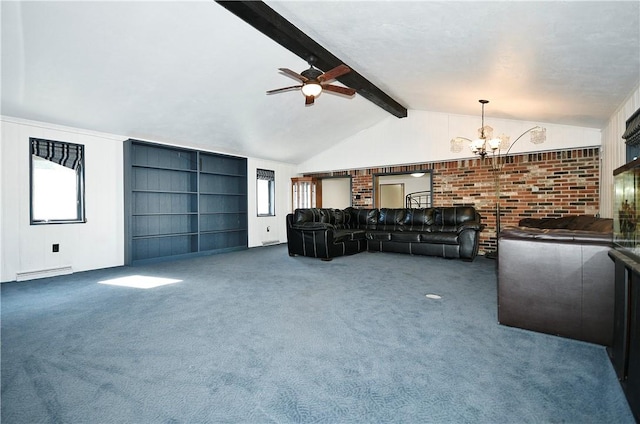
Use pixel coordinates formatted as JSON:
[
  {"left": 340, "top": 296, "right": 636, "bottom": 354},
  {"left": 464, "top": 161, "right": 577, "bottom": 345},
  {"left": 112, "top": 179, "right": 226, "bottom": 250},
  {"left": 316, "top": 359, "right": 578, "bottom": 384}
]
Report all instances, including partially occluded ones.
[{"left": 266, "top": 58, "right": 356, "bottom": 105}]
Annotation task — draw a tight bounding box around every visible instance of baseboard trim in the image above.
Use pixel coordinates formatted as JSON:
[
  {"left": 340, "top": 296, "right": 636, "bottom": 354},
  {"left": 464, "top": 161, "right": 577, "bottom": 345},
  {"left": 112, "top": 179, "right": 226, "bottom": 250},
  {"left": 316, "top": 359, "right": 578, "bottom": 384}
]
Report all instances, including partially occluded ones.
[
  {"left": 16, "top": 266, "right": 73, "bottom": 282},
  {"left": 262, "top": 240, "right": 280, "bottom": 246}
]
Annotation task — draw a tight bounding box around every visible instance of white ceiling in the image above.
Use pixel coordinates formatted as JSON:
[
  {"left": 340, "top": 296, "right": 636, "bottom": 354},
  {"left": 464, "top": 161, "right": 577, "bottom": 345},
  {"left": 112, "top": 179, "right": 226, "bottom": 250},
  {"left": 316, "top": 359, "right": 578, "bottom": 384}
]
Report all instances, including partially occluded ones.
[{"left": 2, "top": 1, "right": 639, "bottom": 164}]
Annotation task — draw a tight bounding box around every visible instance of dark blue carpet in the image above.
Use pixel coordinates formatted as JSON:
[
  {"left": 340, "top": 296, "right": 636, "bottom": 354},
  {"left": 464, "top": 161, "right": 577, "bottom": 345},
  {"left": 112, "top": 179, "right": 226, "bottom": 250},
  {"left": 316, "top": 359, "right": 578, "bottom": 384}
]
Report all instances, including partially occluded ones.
[{"left": 1, "top": 245, "right": 634, "bottom": 423}]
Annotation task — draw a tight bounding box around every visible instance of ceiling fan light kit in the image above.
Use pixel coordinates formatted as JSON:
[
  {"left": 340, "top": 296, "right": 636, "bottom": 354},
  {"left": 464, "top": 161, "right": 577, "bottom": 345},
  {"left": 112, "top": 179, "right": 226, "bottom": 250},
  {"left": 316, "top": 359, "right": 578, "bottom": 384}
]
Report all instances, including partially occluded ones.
[
  {"left": 266, "top": 58, "right": 356, "bottom": 106},
  {"left": 301, "top": 81, "right": 322, "bottom": 97}
]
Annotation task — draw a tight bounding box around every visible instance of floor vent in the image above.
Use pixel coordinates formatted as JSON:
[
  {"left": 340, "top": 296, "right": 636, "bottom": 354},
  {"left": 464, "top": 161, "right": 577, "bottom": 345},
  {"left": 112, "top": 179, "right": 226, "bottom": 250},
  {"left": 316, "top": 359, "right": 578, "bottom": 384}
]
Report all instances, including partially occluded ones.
[{"left": 16, "top": 266, "right": 73, "bottom": 282}]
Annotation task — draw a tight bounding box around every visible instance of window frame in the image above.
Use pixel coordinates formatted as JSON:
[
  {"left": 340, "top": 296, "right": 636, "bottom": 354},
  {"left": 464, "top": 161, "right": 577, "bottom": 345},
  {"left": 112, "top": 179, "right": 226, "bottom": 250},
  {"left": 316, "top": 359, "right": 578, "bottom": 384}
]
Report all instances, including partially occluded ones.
[
  {"left": 256, "top": 168, "right": 275, "bottom": 217},
  {"left": 30, "top": 137, "right": 86, "bottom": 225}
]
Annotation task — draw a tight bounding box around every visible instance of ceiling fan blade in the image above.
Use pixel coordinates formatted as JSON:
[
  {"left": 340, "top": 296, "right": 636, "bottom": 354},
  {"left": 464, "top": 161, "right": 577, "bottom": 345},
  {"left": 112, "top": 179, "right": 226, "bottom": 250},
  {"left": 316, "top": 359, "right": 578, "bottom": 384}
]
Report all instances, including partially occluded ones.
[
  {"left": 305, "top": 95, "right": 315, "bottom": 105},
  {"left": 318, "top": 64, "right": 351, "bottom": 82},
  {"left": 266, "top": 85, "right": 302, "bottom": 94},
  {"left": 279, "top": 68, "right": 308, "bottom": 82},
  {"left": 322, "top": 84, "right": 356, "bottom": 96}
]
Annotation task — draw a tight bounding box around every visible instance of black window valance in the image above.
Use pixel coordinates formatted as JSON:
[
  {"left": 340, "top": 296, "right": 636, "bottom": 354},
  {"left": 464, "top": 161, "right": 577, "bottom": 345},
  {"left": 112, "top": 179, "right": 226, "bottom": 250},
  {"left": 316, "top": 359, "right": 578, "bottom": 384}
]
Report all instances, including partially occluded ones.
[
  {"left": 257, "top": 168, "right": 275, "bottom": 181},
  {"left": 30, "top": 138, "right": 84, "bottom": 170},
  {"left": 623, "top": 107, "right": 640, "bottom": 146}
]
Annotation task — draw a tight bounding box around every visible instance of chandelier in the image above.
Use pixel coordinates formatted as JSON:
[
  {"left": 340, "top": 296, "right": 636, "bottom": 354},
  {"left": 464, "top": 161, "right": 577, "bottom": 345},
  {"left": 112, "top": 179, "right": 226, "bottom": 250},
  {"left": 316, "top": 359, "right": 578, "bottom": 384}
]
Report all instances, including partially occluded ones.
[
  {"left": 471, "top": 100, "right": 500, "bottom": 158},
  {"left": 449, "top": 99, "right": 547, "bottom": 259},
  {"left": 450, "top": 99, "right": 546, "bottom": 160}
]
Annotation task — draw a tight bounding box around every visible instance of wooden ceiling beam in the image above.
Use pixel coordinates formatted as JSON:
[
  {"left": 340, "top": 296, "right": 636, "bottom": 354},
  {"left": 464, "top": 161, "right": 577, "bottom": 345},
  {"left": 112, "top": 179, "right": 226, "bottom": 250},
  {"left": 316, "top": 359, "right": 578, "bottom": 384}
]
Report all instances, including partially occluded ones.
[{"left": 215, "top": 1, "right": 408, "bottom": 118}]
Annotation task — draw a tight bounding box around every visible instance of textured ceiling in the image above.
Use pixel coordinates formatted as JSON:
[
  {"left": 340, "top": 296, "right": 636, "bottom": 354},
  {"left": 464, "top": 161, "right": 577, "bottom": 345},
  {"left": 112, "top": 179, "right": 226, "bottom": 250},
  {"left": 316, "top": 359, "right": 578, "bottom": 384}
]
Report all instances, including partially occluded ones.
[{"left": 2, "top": 1, "right": 639, "bottom": 164}]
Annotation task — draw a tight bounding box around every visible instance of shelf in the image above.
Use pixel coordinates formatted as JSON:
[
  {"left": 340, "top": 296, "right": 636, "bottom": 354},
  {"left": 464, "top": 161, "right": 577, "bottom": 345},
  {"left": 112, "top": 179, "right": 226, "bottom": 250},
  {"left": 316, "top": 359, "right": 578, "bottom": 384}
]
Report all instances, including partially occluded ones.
[
  {"left": 199, "top": 211, "right": 246, "bottom": 215},
  {"left": 200, "top": 230, "right": 247, "bottom": 251},
  {"left": 200, "top": 228, "right": 247, "bottom": 235},
  {"left": 132, "top": 232, "right": 198, "bottom": 240},
  {"left": 132, "top": 212, "right": 198, "bottom": 216},
  {"left": 132, "top": 234, "right": 198, "bottom": 261},
  {"left": 133, "top": 189, "right": 197, "bottom": 194},
  {"left": 199, "top": 192, "right": 246, "bottom": 196},
  {"left": 125, "top": 139, "right": 248, "bottom": 264},
  {"left": 132, "top": 164, "right": 197, "bottom": 173},
  {"left": 200, "top": 154, "right": 246, "bottom": 176},
  {"left": 199, "top": 170, "right": 246, "bottom": 177},
  {"left": 199, "top": 174, "right": 246, "bottom": 195},
  {"left": 131, "top": 143, "right": 197, "bottom": 172}
]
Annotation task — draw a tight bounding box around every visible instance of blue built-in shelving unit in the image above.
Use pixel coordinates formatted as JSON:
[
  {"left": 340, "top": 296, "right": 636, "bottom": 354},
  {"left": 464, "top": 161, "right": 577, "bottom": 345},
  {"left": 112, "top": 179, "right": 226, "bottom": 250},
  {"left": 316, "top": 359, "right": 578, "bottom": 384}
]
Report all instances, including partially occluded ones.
[{"left": 123, "top": 139, "right": 247, "bottom": 265}]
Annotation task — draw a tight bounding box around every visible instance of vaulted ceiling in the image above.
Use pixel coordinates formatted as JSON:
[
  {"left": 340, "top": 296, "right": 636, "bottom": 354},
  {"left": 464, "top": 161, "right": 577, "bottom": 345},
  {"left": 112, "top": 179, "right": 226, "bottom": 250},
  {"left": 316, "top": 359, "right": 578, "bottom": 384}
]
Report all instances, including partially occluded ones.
[{"left": 2, "top": 1, "right": 639, "bottom": 164}]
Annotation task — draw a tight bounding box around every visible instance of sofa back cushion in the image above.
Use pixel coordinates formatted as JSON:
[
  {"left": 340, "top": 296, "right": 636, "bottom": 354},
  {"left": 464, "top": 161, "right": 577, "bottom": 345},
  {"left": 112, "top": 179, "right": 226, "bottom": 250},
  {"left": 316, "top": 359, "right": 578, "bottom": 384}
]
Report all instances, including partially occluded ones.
[
  {"left": 294, "top": 208, "right": 349, "bottom": 228},
  {"left": 328, "top": 209, "right": 346, "bottom": 226},
  {"left": 434, "top": 206, "right": 479, "bottom": 226},
  {"left": 347, "top": 208, "right": 379, "bottom": 230},
  {"left": 377, "top": 208, "right": 406, "bottom": 231},
  {"left": 292, "top": 206, "right": 481, "bottom": 231},
  {"left": 402, "top": 208, "right": 435, "bottom": 230},
  {"left": 294, "top": 208, "right": 322, "bottom": 224}
]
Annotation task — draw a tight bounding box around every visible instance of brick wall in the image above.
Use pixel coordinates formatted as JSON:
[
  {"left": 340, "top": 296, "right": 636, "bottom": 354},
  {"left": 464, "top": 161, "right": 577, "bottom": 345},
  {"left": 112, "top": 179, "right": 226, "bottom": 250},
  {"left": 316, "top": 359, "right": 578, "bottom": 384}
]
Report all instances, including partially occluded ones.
[{"left": 306, "top": 147, "right": 601, "bottom": 254}]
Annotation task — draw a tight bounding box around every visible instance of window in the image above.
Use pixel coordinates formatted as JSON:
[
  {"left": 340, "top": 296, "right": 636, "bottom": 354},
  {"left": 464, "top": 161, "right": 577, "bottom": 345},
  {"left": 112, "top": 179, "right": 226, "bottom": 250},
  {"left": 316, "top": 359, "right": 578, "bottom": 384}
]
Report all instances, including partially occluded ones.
[
  {"left": 30, "top": 138, "right": 85, "bottom": 224},
  {"left": 257, "top": 168, "right": 275, "bottom": 216}
]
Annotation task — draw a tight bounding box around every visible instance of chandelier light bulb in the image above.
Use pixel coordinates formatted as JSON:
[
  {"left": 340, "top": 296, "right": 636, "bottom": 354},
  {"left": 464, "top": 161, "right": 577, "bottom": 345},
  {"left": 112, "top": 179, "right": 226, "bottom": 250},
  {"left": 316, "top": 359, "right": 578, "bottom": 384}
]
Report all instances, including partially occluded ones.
[
  {"left": 488, "top": 138, "right": 501, "bottom": 151},
  {"left": 470, "top": 139, "right": 484, "bottom": 153}
]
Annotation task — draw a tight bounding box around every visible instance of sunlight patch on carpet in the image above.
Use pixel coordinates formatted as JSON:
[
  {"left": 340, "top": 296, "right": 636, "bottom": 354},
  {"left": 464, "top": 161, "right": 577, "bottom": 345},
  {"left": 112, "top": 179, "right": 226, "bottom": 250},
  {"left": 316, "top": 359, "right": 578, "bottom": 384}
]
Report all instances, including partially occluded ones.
[
  {"left": 98, "top": 275, "right": 182, "bottom": 289},
  {"left": 425, "top": 294, "right": 442, "bottom": 299}
]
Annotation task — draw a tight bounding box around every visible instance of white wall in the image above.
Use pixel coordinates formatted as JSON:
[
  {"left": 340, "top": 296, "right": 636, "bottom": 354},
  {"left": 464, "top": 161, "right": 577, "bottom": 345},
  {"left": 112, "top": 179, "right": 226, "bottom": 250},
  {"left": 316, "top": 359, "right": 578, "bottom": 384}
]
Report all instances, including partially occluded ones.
[
  {"left": 1, "top": 117, "right": 299, "bottom": 282},
  {"left": 322, "top": 177, "right": 351, "bottom": 209},
  {"left": 1, "top": 117, "right": 125, "bottom": 282},
  {"left": 601, "top": 85, "right": 640, "bottom": 218},
  {"left": 297, "top": 110, "right": 601, "bottom": 173},
  {"left": 247, "top": 158, "right": 297, "bottom": 247}
]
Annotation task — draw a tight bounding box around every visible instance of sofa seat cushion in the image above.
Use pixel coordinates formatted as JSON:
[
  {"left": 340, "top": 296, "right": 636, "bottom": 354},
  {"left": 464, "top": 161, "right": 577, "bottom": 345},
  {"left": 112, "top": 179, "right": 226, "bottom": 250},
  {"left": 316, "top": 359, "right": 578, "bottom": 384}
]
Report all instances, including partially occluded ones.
[
  {"left": 391, "top": 232, "right": 422, "bottom": 243},
  {"left": 420, "top": 232, "right": 459, "bottom": 244},
  {"left": 376, "top": 224, "right": 403, "bottom": 231},
  {"left": 429, "top": 225, "right": 459, "bottom": 233},
  {"left": 333, "top": 229, "right": 367, "bottom": 243},
  {"left": 367, "top": 231, "right": 392, "bottom": 241}
]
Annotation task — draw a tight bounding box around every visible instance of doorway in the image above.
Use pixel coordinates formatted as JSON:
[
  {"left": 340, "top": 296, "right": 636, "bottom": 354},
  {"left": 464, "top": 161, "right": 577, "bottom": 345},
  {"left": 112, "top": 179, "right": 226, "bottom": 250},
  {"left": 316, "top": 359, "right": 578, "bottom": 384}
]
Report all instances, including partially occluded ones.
[
  {"left": 375, "top": 172, "right": 432, "bottom": 208},
  {"left": 379, "top": 183, "right": 405, "bottom": 208}
]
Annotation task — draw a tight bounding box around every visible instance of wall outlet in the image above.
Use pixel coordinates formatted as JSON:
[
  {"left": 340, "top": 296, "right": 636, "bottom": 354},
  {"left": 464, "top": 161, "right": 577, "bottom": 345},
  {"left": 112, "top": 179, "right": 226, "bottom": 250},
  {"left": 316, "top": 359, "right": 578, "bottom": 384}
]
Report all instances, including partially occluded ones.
[{"left": 52, "top": 244, "right": 59, "bottom": 253}]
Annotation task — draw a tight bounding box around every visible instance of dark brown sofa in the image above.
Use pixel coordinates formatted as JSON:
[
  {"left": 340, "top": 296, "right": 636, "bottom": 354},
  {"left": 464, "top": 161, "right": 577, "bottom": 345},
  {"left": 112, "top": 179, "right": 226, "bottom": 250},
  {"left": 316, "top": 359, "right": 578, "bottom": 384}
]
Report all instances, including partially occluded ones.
[{"left": 497, "top": 215, "right": 614, "bottom": 345}]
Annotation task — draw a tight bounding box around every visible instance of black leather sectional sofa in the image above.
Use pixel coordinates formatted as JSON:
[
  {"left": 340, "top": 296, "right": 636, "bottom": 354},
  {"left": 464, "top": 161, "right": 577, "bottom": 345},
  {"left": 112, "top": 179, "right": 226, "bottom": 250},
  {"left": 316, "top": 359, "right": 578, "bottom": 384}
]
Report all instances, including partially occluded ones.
[{"left": 286, "top": 206, "right": 483, "bottom": 261}]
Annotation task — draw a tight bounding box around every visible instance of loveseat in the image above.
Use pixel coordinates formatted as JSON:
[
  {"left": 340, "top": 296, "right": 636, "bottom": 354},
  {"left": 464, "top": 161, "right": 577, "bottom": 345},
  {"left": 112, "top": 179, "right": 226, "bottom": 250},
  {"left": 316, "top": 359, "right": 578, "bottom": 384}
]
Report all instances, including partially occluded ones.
[
  {"left": 497, "top": 215, "right": 614, "bottom": 345},
  {"left": 286, "top": 206, "right": 483, "bottom": 261}
]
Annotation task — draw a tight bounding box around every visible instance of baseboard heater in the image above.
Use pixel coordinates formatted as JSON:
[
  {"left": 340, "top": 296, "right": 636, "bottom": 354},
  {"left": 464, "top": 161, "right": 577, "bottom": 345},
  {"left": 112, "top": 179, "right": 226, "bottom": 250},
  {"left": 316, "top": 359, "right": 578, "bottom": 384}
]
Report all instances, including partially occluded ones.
[
  {"left": 16, "top": 266, "right": 73, "bottom": 282},
  {"left": 262, "top": 240, "right": 280, "bottom": 246}
]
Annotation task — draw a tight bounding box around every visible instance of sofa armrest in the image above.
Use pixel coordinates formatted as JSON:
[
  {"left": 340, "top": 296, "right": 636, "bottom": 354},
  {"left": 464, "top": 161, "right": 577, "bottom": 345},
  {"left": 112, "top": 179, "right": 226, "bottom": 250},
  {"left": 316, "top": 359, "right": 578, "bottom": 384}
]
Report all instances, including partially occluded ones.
[{"left": 457, "top": 222, "right": 484, "bottom": 233}]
